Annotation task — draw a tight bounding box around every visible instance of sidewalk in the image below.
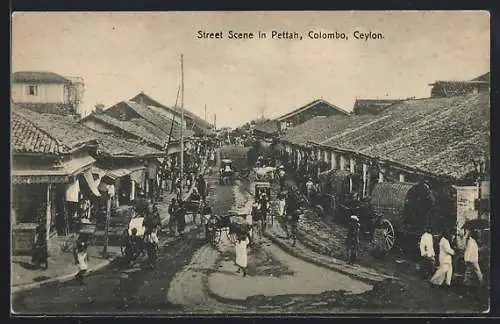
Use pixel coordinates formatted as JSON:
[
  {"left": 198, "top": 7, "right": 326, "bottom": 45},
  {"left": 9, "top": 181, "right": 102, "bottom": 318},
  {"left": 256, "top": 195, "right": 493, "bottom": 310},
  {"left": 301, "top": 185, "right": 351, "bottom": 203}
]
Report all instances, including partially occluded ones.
[{"left": 11, "top": 244, "right": 121, "bottom": 293}]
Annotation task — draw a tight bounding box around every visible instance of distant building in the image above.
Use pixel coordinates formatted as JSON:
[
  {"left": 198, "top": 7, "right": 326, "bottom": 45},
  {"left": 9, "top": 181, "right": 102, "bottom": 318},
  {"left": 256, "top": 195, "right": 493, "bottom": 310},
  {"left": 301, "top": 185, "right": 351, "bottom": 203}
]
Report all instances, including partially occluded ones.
[
  {"left": 429, "top": 72, "right": 490, "bottom": 98},
  {"left": 352, "top": 99, "right": 402, "bottom": 115},
  {"left": 12, "top": 71, "right": 85, "bottom": 116},
  {"left": 254, "top": 99, "right": 349, "bottom": 139}
]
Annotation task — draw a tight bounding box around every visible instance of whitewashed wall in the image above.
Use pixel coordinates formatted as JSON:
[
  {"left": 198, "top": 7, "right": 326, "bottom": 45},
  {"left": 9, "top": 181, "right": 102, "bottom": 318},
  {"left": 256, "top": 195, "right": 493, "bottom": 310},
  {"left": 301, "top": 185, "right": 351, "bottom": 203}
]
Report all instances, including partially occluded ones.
[{"left": 12, "top": 83, "right": 66, "bottom": 103}]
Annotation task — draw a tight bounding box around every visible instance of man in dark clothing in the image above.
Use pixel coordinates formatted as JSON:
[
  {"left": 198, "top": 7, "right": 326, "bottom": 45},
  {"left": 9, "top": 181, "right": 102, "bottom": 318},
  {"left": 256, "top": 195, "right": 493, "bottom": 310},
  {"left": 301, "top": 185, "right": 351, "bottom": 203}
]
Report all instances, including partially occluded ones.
[
  {"left": 175, "top": 201, "right": 187, "bottom": 238},
  {"left": 346, "top": 215, "right": 361, "bottom": 265},
  {"left": 168, "top": 198, "right": 178, "bottom": 236},
  {"left": 196, "top": 174, "right": 207, "bottom": 201},
  {"left": 284, "top": 189, "right": 301, "bottom": 246}
]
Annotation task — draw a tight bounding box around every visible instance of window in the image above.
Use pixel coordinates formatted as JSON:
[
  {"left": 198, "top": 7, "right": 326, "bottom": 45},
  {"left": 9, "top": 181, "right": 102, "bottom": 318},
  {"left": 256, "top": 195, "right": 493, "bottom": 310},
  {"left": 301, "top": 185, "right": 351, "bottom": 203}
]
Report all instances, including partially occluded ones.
[{"left": 27, "top": 85, "right": 38, "bottom": 96}]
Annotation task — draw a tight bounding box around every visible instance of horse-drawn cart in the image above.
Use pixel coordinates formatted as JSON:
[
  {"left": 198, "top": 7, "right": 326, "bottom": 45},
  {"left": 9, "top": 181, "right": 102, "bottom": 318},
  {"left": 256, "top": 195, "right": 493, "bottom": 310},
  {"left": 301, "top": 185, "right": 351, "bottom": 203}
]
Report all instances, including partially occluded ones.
[
  {"left": 206, "top": 213, "right": 252, "bottom": 247},
  {"left": 219, "top": 159, "right": 235, "bottom": 185}
]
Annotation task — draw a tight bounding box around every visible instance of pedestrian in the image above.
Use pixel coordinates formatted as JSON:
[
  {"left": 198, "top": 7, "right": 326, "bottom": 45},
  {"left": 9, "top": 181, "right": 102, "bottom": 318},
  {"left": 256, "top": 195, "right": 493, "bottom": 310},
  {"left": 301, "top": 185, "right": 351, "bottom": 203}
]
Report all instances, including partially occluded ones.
[
  {"left": 289, "top": 208, "right": 301, "bottom": 247},
  {"left": 277, "top": 191, "right": 286, "bottom": 219},
  {"left": 346, "top": 215, "right": 360, "bottom": 265},
  {"left": 201, "top": 200, "right": 213, "bottom": 240},
  {"left": 430, "top": 231, "right": 455, "bottom": 288},
  {"left": 419, "top": 227, "right": 436, "bottom": 279},
  {"left": 145, "top": 227, "right": 159, "bottom": 268},
  {"left": 235, "top": 233, "right": 250, "bottom": 277},
  {"left": 196, "top": 174, "right": 207, "bottom": 201},
  {"left": 245, "top": 210, "right": 254, "bottom": 246},
  {"left": 306, "top": 178, "right": 314, "bottom": 201},
  {"left": 175, "top": 201, "right": 187, "bottom": 238},
  {"left": 168, "top": 198, "right": 178, "bottom": 236},
  {"left": 31, "top": 224, "right": 48, "bottom": 270},
  {"left": 278, "top": 165, "right": 286, "bottom": 190},
  {"left": 73, "top": 237, "right": 89, "bottom": 285},
  {"left": 463, "top": 230, "right": 483, "bottom": 288}
]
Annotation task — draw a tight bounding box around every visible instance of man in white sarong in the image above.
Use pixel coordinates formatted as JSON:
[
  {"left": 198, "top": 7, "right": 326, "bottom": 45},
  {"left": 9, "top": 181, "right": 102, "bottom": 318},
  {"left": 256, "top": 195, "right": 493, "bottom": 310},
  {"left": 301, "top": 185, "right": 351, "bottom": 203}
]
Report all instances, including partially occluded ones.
[
  {"left": 430, "top": 232, "right": 455, "bottom": 287},
  {"left": 464, "top": 231, "right": 484, "bottom": 287}
]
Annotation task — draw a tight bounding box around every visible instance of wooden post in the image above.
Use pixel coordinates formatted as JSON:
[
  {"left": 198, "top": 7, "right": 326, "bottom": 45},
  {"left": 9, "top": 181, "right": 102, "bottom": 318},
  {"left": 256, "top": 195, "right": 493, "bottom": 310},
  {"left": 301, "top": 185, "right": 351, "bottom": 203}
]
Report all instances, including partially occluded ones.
[
  {"left": 46, "top": 184, "right": 52, "bottom": 246},
  {"left": 331, "top": 152, "right": 337, "bottom": 170},
  {"left": 103, "top": 192, "right": 111, "bottom": 256},
  {"left": 362, "top": 163, "right": 368, "bottom": 198},
  {"left": 399, "top": 174, "right": 405, "bottom": 183},
  {"left": 349, "top": 158, "right": 356, "bottom": 192},
  {"left": 340, "top": 155, "right": 346, "bottom": 171}
]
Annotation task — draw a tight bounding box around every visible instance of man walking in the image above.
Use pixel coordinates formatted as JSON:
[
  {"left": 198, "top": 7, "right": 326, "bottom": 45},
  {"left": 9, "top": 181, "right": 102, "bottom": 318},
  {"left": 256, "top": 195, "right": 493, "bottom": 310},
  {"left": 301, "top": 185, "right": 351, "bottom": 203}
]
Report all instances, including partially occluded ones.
[
  {"left": 430, "top": 231, "right": 455, "bottom": 288},
  {"left": 419, "top": 227, "right": 436, "bottom": 279},
  {"left": 463, "top": 231, "right": 483, "bottom": 288},
  {"left": 346, "top": 215, "right": 361, "bottom": 265}
]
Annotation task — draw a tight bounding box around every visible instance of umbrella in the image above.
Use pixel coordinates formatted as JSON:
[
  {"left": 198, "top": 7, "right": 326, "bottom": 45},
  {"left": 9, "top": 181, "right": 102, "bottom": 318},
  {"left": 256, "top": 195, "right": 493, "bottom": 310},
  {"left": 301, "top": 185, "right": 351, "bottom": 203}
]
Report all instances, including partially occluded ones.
[{"left": 462, "top": 218, "right": 490, "bottom": 231}]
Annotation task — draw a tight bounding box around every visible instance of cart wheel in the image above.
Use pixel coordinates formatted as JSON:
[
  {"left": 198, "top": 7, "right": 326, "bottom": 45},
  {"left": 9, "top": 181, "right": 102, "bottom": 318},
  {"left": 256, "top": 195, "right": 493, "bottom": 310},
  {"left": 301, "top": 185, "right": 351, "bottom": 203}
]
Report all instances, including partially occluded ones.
[
  {"left": 380, "top": 219, "right": 395, "bottom": 251},
  {"left": 228, "top": 232, "right": 238, "bottom": 244},
  {"left": 210, "top": 228, "right": 221, "bottom": 246}
]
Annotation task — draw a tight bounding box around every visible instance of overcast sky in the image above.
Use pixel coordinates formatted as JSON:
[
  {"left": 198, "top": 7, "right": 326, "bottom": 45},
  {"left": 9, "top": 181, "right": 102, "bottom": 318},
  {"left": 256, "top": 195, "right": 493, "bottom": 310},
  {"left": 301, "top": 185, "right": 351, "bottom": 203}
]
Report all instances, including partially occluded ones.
[{"left": 12, "top": 11, "right": 489, "bottom": 128}]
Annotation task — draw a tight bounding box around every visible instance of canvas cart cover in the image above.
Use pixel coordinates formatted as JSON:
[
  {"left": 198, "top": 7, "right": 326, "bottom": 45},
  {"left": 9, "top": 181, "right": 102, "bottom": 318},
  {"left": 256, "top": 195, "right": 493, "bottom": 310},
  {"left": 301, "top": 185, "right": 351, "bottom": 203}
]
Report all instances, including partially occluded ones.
[{"left": 370, "top": 182, "right": 416, "bottom": 224}]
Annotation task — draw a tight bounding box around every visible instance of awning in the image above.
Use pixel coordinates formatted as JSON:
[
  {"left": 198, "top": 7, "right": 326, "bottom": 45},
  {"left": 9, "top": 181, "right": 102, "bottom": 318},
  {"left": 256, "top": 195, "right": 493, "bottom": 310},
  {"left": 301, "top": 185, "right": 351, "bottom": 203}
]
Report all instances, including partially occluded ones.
[
  {"left": 12, "top": 154, "right": 96, "bottom": 184},
  {"left": 98, "top": 166, "right": 146, "bottom": 181},
  {"left": 83, "top": 170, "right": 101, "bottom": 197},
  {"left": 130, "top": 168, "right": 145, "bottom": 185}
]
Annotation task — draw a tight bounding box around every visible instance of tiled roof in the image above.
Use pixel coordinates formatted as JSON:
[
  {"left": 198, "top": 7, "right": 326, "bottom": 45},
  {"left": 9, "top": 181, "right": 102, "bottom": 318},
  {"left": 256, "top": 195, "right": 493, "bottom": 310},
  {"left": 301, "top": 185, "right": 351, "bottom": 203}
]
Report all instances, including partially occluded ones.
[
  {"left": 11, "top": 112, "right": 64, "bottom": 155},
  {"left": 12, "top": 106, "right": 98, "bottom": 155},
  {"left": 282, "top": 115, "right": 365, "bottom": 146},
  {"left": 352, "top": 99, "right": 402, "bottom": 115},
  {"left": 92, "top": 131, "right": 164, "bottom": 158},
  {"left": 471, "top": 72, "right": 490, "bottom": 82},
  {"left": 318, "top": 93, "right": 490, "bottom": 180},
  {"left": 13, "top": 102, "right": 75, "bottom": 115},
  {"left": 12, "top": 71, "right": 70, "bottom": 84},
  {"left": 254, "top": 120, "right": 279, "bottom": 135},
  {"left": 130, "top": 92, "right": 211, "bottom": 129},
  {"left": 123, "top": 101, "right": 182, "bottom": 135},
  {"left": 277, "top": 99, "right": 350, "bottom": 121},
  {"left": 83, "top": 113, "right": 166, "bottom": 148},
  {"left": 13, "top": 106, "right": 98, "bottom": 150}
]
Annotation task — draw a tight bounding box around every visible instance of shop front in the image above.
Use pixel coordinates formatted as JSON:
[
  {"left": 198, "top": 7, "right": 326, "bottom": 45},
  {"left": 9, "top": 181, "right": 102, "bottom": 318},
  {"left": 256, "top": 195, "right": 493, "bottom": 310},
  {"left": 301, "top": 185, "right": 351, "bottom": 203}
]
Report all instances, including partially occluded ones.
[{"left": 11, "top": 154, "right": 97, "bottom": 255}]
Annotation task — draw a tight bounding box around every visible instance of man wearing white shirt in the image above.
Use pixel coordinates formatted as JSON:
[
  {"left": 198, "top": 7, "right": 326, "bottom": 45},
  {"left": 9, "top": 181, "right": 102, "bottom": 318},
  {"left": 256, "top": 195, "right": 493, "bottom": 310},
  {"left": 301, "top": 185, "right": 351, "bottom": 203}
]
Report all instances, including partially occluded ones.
[
  {"left": 419, "top": 227, "right": 436, "bottom": 279},
  {"left": 464, "top": 231, "right": 483, "bottom": 287},
  {"left": 430, "top": 231, "right": 455, "bottom": 287}
]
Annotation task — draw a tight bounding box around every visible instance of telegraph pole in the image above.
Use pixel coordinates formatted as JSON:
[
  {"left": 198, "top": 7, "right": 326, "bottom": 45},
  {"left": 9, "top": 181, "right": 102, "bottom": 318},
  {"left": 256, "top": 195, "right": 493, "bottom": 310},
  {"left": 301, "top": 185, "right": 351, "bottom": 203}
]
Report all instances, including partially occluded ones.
[
  {"left": 180, "top": 54, "right": 184, "bottom": 200},
  {"left": 204, "top": 104, "right": 207, "bottom": 122}
]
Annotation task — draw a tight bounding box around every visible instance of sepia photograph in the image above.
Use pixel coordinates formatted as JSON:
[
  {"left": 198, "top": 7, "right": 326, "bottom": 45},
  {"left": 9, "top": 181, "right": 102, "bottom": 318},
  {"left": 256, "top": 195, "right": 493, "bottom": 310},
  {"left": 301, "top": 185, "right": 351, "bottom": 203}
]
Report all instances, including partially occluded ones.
[{"left": 10, "top": 11, "right": 490, "bottom": 315}]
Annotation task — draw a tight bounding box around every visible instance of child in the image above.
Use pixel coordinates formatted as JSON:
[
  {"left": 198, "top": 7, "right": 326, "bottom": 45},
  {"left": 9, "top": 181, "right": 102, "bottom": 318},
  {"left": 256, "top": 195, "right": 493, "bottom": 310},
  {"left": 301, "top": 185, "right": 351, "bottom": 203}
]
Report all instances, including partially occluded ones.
[
  {"left": 74, "top": 237, "right": 89, "bottom": 284},
  {"left": 145, "top": 227, "right": 160, "bottom": 268},
  {"left": 32, "top": 224, "right": 48, "bottom": 269},
  {"left": 235, "top": 233, "right": 250, "bottom": 277}
]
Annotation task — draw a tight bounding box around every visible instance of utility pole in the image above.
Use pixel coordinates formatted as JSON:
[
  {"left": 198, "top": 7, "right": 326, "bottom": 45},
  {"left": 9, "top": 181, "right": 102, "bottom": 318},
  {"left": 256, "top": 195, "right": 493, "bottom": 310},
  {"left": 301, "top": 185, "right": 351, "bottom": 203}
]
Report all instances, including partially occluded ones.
[
  {"left": 204, "top": 104, "right": 207, "bottom": 122},
  {"left": 214, "top": 113, "right": 217, "bottom": 131},
  {"left": 180, "top": 54, "right": 184, "bottom": 200},
  {"left": 102, "top": 192, "right": 111, "bottom": 256}
]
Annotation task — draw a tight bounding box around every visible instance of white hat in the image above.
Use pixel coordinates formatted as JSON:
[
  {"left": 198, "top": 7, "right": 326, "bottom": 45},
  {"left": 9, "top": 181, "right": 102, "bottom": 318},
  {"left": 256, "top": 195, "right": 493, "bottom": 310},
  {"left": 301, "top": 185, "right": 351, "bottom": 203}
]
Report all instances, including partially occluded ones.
[{"left": 350, "top": 215, "right": 359, "bottom": 222}]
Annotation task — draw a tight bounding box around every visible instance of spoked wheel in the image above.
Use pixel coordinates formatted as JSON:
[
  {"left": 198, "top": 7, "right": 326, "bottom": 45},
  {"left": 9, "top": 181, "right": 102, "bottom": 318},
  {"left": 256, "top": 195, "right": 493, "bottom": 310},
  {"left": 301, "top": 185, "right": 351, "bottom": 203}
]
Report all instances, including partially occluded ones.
[
  {"left": 227, "top": 230, "right": 238, "bottom": 244},
  {"left": 209, "top": 228, "right": 222, "bottom": 247},
  {"left": 380, "top": 219, "right": 395, "bottom": 252}
]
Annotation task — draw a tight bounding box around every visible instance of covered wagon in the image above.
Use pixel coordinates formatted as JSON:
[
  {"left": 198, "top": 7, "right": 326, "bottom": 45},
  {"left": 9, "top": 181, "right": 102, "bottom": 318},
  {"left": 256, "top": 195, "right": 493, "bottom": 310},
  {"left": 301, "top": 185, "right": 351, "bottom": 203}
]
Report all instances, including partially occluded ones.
[{"left": 370, "top": 181, "right": 437, "bottom": 254}]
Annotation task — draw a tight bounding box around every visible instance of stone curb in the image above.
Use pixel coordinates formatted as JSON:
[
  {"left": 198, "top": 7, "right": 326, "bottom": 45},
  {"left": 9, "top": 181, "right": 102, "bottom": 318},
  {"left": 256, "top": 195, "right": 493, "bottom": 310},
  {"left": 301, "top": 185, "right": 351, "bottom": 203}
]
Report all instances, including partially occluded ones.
[
  {"left": 203, "top": 270, "right": 249, "bottom": 307},
  {"left": 11, "top": 254, "right": 119, "bottom": 294},
  {"left": 263, "top": 230, "right": 397, "bottom": 285}
]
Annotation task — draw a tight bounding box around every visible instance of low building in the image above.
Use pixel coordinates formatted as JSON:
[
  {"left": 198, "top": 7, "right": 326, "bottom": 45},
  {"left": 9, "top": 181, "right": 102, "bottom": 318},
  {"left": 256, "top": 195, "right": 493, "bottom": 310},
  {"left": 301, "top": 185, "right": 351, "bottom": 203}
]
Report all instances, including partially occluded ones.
[
  {"left": 130, "top": 92, "right": 213, "bottom": 136},
  {"left": 12, "top": 71, "right": 85, "bottom": 116},
  {"left": 254, "top": 99, "right": 349, "bottom": 140},
  {"left": 352, "top": 99, "right": 402, "bottom": 115},
  {"left": 429, "top": 72, "right": 490, "bottom": 98},
  {"left": 11, "top": 106, "right": 99, "bottom": 255}
]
